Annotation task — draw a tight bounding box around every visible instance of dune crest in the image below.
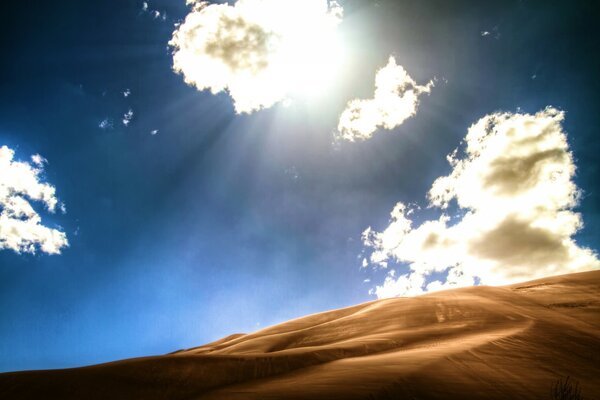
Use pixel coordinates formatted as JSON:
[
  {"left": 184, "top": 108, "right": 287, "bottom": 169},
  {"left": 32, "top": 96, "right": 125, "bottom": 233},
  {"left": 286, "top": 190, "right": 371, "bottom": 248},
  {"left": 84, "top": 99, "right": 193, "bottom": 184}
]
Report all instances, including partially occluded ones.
[{"left": 2, "top": 271, "right": 599, "bottom": 399}]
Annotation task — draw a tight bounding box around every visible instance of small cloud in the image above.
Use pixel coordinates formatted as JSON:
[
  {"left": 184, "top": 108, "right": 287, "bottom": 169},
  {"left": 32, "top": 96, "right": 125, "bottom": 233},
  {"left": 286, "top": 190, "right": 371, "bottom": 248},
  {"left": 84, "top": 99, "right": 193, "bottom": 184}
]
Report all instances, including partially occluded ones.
[
  {"left": 142, "top": 1, "right": 167, "bottom": 22},
  {"left": 123, "top": 88, "right": 131, "bottom": 97},
  {"left": 337, "top": 56, "right": 434, "bottom": 141},
  {"left": 31, "top": 154, "right": 46, "bottom": 167},
  {"left": 99, "top": 118, "right": 113, "bottom": 130},
  {"left": 150, "top": 129, "right": 159, "bottom": 135},
  {"left": 0, "top": 145, "right": 69, "bottom": 255},
  {"left": 122, "top": 109, "right": 134, "bottom": 127},
  {"left": 481, "top": 26, "right": 500, "bottom": 39}
]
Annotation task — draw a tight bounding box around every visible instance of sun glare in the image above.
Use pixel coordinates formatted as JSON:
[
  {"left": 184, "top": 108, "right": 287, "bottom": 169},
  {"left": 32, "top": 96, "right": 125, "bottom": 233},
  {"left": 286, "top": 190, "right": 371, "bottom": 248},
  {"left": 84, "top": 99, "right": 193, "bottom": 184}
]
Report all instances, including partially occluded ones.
[
  {"left": 268, "top": 1, "right": 346, "bottom": 99},
  {"left": 170, "top": 0, "right": 347, "bottom": 112}
]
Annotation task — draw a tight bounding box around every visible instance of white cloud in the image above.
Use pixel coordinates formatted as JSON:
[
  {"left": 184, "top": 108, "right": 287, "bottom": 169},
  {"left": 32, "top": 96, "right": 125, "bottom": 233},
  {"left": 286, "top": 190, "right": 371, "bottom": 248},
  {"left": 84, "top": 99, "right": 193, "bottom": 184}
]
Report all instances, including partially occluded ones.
[
  {"left": 363, "top": 108, "right": 599, "bottom": 298},
  {"left": 122, "top": 109, "right": 134, "bottom": 127},
  {"left": 142, "top": 1, "right": 166, "bottom": 21},
  {"left": 480, "top": 27, "right": 500, "bottom": 39},
  {"left": 337, "top": 56, "right": 434, "bottom": 141},
  {"left": 369, "top": 270, "right": 426, "bottom": 298},
  {"left": 123, "top": 88, "right": 131, "bottom": 97},
  {"left": 169, "top": 0, "right": 345, "bottom": 113},
  {"left": 0, "top": 145, "right": 68, "bottom": 255},
  {"left": 99, "top": 118, "right": 113, "bottom": 130},
  {"left": 30, "top": 154, "right": 46, "bottom": 167}
]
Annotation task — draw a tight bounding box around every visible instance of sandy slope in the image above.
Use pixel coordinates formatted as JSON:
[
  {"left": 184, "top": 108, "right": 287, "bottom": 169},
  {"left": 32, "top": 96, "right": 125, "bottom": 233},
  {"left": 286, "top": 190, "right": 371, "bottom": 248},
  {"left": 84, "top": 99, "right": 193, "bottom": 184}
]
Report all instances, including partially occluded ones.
[{"left": 1, "top": 270, "right": 599, "bottom": 399}]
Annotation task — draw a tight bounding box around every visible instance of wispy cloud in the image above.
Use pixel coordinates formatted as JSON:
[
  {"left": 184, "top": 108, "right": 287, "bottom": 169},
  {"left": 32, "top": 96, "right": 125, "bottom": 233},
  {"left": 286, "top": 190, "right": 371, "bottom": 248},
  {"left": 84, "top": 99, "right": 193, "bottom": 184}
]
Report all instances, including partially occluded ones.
[
  {"left": 337, "top": 56, "right": 434, "bottom": 141},
  {"left": 480, "top": 26, "right": 500, "bottom": 39},
  {"left": 0, "top": 146, "right": 68, "bottom": 255},
  {"left": 141, "top": 1, "right": 167, "bottom": 21},
  {"left": 169, "top": 0, "right": 344, "bottom": 113},
  {"left": 363, "top": 108, "right": 599, "bottom": 298},
  {"left": 99, "top": 118, "right": 113, "bottom": 130}
]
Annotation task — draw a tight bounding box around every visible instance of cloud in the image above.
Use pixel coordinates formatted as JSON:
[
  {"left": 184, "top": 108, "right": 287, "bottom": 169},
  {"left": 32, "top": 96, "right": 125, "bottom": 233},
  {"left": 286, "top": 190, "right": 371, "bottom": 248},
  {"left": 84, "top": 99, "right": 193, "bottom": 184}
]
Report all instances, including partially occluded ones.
[
  {"left": 362, "top": 108, "right": 599, "bottom": 298},
  {"left": 480, "top": 27, "right": 501, "bottom": 39},
  {"left": 337, "top": 56, "right": 434, "bottom": 141},
  {"left": 369, "top": 270, "right": 426, "bottom": 299},
  {"left": 122, "top": 109, "right": 134, "bottom": 127},
  {"left": 141, "top": 1, "right": 167, "bottom": 21},
  {"left": 153, "top": 10, "right": 166, "bottom": 20},
  {"left": 99, "top": 118, "right": 113, "bottom": 130},
  {"left": 30, "top": 154, "right": 46, "bottom": 167},
  {"left": 0, "top": 146, "right": 68, "bottom": 255},
  {"left": 169, "top": 0, "right": 344, "bottom": 113}
]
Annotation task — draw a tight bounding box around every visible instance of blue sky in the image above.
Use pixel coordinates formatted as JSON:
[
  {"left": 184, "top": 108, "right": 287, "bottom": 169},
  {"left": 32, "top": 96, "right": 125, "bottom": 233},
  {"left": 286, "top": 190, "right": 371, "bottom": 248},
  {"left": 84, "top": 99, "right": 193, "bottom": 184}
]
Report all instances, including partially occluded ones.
[{"left": 1, "top": 0, "right": 599, "bottom": 372}]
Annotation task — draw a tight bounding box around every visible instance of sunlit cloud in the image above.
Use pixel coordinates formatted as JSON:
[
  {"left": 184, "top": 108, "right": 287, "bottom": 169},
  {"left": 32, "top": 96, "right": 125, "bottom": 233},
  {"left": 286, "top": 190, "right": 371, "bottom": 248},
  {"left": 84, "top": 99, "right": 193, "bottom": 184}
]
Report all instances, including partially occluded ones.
[
  {"left": 99, "top": 118, "right": 113, "bottom": 130},
  {"left": 169, "top": 0, "right": 345, "bottom": 113},
  {"left": 0, "top": 145, "right": 68, "bottom": 255},
  {"left": 122, "top": 109, "right": 134, "bottom": 127},
  {"left": 141, "top": 1, "right": 167, "bottom": 21},
  {"left": 30, "top": 154, "right": 46, "bottom": 167},
  {"left": 363, "top": 108, "right": 599, "bottom": 298},
  {"left": 153, "top": 10, "right": 166, "bottom": 20},
  {"left": 337, "top": 56, "right": 434, "bottom": 141}
]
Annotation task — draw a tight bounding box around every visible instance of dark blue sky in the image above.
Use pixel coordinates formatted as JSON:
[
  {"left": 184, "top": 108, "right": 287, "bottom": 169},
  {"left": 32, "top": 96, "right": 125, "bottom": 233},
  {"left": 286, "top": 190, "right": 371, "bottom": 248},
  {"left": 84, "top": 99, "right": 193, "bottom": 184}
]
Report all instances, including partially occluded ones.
[{"left": 1, "top": 0, "right": 599, "bottom": 372}]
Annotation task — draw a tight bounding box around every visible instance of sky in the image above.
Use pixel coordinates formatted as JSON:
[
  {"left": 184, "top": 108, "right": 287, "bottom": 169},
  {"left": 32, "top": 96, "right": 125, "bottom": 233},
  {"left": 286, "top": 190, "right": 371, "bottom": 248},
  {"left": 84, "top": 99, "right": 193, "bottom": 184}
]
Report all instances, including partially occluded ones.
[{"left": 0, "top": 0, "right": 599, "bottom": 372}]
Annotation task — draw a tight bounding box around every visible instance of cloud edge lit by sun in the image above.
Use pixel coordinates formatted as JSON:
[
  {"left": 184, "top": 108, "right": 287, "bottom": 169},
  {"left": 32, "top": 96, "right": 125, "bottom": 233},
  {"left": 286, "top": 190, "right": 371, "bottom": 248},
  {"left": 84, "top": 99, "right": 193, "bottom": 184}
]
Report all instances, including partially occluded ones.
[
  {"left": 362, "top": 107, "right": 600, "bottom": 299},
  {"left": 169, "top": 0, "right": 346, "bottom": 114}
]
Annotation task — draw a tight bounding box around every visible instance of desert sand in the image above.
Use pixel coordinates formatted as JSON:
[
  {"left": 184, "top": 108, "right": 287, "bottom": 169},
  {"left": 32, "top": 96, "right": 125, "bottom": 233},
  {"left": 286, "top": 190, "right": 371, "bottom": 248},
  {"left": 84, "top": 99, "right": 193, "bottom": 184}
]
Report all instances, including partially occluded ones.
[{"left": 1, "top": 270, "right": 599, "bottom": 399}]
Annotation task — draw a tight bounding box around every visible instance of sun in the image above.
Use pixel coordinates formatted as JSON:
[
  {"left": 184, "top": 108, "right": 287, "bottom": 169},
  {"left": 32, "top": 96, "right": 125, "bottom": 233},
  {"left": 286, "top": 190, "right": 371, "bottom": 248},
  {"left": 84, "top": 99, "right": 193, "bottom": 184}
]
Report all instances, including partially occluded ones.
[
  {"left": 267, "top": 1, "right": 347, "bottom": 100},
  {"left": 170, "top": 0, "right": 348, "bottom": 113}
]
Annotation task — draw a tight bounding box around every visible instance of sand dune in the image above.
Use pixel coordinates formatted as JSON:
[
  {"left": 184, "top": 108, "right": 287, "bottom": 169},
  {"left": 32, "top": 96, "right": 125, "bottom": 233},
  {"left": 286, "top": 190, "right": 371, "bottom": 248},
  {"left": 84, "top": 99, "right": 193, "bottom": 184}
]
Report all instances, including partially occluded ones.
[{"left": 1, "top": 270, "right": 599, "bottom": 399}]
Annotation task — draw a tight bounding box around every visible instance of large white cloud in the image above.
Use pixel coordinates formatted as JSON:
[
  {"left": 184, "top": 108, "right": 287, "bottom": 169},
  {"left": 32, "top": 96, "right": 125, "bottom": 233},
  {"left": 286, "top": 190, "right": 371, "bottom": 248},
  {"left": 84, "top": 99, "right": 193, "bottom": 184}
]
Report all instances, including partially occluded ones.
[
  {"left": 0, "top": 146, "right": 68, "bottom": 255},
  {"left": 363, "top": 108, "right": 599, "bottom": 298},
  {"left": 337, "top": 56, "right": 434, "bottom": 141},
  {"left": 170, "top": 0, "right": 344, "bottom": 113}
]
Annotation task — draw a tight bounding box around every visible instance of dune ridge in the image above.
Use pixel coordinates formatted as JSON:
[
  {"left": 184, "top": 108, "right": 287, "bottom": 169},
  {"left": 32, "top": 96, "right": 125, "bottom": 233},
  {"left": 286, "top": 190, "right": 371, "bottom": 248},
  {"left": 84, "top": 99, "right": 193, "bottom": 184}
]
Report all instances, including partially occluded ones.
[{"left": 1, "top": 270, "right": 599, "bottom": 399}]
